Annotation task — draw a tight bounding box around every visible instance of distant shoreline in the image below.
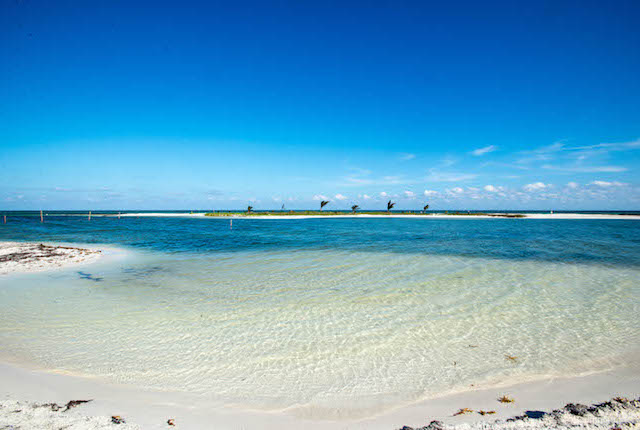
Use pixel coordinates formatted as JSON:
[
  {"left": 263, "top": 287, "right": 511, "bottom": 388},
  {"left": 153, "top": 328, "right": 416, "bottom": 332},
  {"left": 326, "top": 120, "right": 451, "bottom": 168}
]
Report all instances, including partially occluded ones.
[{"left": 115, "top": 212, "right": 640, "bottom": 220}]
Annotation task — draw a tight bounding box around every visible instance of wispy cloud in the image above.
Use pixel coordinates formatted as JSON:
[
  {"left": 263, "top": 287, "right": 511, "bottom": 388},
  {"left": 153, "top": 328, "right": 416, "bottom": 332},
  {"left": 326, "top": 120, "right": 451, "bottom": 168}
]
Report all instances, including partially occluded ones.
[
  {"left": 334, "top": 193, "right": 348, "bottom": 200},
  {"left": 589, "top": 180, "right": 627, "bottom": 187},
  {"left": 398, "top": 153, "right": 416, "bottom": 161},
  {"left": 542, "top": 164, "right": 628, "bottom": 173},
  {"left": 471, "top": 145, "right": 498, "bottom": 156},
  {"left": 340, "top": 170, "right": 410, "bottom": 187},
  {"left": 426, "top": 169, "right": 478, "bottom": 182}
]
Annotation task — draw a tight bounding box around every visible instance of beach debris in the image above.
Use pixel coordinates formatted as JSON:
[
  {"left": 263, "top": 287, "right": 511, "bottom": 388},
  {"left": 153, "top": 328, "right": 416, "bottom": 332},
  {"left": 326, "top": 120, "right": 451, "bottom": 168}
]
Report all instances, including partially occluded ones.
[
  {"left": 477, "top": 410, "right": 496, "bottom": 415},
  {"left": 453, "top": 407, "right": 474, "bottom": 416},
  {"left": 613, "top": 396, "right": 628, "bottom": 403},
  {"left": 564, "top": 403, "right": 590, "bottom": 417},
  {"left": 394, "top": 398, "right": 640, "bottom": 430},
  {"left": 397, "top": 421, "right": 445, "bottom": 430},
  {"left": 64, "top": 399, "right": 92, "bottom": 411},
  {"left": 40, "top": 402, "right": 63, "bottom": 411},
  {"left": 167, "top": 418, "right": 175, "bottom": 426},
  {"left": 498, "top": 395, "right": 515, "bottom": 403},
  {"left": 467, "top": 344, "right": 478, "bottom": 348},
  {"left": 505, "top": 354, "right": 518, "bottom": 362},
  {"left": 111, "top": 415, "right": 126, "bottom": 424}
]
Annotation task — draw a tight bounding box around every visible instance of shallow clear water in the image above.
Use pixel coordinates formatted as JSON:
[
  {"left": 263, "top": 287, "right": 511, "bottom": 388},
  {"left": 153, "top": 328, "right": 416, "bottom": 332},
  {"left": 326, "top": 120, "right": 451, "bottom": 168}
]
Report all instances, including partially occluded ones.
[{"left": 1, "top": 216, "right": 639, "bottom": 418}]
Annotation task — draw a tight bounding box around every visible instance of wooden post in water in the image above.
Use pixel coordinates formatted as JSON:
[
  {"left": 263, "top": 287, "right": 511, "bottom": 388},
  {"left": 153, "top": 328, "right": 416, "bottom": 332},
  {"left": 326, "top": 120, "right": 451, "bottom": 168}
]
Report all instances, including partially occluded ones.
[
  {"left": 3, "top": 215, "right": 6, "bottom": 224},
  {"left": 88, "top": 211, "right": 92, "bottom": 221},
  {"left": 230, "top": 219, "right": 233, "bottom": 230},
  {"left": 118, "top": 212, "right": 121, "bottom": 219},
  {"left": 40, "top": 210, "right": 43, "bottom": 223}
]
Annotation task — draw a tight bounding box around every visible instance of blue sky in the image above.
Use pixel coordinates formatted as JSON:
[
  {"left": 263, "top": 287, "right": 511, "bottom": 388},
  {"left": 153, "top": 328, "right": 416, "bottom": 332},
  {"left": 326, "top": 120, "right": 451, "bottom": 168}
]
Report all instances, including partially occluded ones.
[{"left": 1, "top": 0, "right": 639, "bottom": 210}]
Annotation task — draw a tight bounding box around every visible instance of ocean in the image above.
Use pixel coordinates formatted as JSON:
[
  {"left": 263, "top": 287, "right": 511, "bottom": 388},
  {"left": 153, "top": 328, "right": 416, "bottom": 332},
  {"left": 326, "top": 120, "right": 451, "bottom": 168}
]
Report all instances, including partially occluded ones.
[{"left": 1, "top": 213, "right": 639, "bottom": 418}]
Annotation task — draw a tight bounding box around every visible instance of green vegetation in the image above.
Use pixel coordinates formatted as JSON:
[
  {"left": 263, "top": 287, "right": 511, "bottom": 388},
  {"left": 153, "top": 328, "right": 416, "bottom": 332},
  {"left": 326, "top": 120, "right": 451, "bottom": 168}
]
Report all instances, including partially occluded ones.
[
  {"left": 444, "top": 212, "right": 525, "bottom": 218},
  {"left": 203, "top": 210, "right": 525, "bottom": 218}
]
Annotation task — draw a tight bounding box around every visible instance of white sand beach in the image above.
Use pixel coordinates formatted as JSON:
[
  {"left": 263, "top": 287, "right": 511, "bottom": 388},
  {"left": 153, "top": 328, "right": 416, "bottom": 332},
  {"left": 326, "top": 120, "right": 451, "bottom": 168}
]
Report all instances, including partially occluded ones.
[{"left": 0, "top": 360, "right": 638, "bottom": 429}]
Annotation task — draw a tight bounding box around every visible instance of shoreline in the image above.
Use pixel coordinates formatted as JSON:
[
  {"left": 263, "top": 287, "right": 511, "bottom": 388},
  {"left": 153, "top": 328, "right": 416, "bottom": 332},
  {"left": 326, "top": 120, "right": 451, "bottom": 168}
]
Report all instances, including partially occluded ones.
[
  {"left": 0, "top": 359, "right": 638, "bottom": 429},
  {"left": 1, "top": 239, "right": 638, "bottom": 429},
  {"left": 117, "top": 212, "right": 640, "bottom": 220}
]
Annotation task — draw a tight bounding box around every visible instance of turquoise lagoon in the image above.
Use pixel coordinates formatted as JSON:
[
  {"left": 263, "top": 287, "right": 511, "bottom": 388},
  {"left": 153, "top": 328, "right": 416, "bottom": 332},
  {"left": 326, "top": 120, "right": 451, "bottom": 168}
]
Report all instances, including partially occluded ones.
[{"left": 1, "top": 215, "right": 639, "bottom": 417}]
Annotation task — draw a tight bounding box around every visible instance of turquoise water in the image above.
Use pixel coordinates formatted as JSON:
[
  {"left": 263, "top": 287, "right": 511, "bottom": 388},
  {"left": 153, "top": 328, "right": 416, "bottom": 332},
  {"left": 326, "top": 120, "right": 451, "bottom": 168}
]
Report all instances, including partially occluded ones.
[{"left": 1, "top": 215, "right": 639, "bottom": 418}]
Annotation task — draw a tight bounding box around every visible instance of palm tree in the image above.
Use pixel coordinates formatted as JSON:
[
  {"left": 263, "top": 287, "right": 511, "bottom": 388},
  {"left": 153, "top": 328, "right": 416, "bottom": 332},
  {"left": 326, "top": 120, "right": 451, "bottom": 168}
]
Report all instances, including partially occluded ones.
[
  {"left": 320, "top": 200, "right": 330, "bottom": 211},
  {"left": 247, "top": 205, "right": 253, "bottom": 214},
  {"left": 423, "top": 204, "right": 429, "bottom": 213},
  {"left": 351, "top": 204, "right": 359, "bottom": 214},
  {"left": 387, "top": 200, "right": 395, "bottom": 213}
]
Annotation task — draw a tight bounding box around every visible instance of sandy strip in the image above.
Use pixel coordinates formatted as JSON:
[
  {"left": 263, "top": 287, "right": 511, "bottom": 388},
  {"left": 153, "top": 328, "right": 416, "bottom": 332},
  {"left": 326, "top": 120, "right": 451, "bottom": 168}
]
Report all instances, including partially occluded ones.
[
  {"left": 0, "top": 242, "right": 103, "bottom": 276},
  {"left": 117, "top": 212, "right": 640, "bottom": 220},
  {"left": 0, "top": 360, "right": 638, "bottom": 430},
  {"left": 0, "top": 400, "right": 141, "bottom": 429},
  {"left": 1, "top": 398, "right": 639, "bottom": 430}
]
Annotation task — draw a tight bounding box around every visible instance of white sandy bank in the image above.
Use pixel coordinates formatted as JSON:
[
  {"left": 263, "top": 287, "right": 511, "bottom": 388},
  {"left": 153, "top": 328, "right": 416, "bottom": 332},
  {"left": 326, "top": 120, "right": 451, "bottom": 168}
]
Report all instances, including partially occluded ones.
[
  {"left": 118, "top": 212, "right": 640, "bottom": 220},
  {"left": 0, "top": 361, "right": 638, "bottom": 430},
  {"left": 0, "top": 242, "right": 103, "bottom": 275}
]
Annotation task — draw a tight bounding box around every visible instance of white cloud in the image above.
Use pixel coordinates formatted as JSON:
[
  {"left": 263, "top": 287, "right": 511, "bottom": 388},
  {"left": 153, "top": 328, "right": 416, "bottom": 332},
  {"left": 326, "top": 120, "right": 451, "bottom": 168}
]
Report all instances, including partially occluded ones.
[
  {"left": 567, "top": 182, "right": 579, "bottom": 189},
  {"left": 423, "top": 190, "right": 438, "bottom": 196},
  {"left": 403, "top": 190, "right": 415, "bottom": 198},
  {"left": 450, "top": 187, "right": 464, "bottom": 194},
  {"left": 313, "top": 194, "right": 329, "bottom": 201},
  {"left": 379, "top": 191, "right": 388, "bottom": 197},
  {"left": 542, "top": 164, "right": 628, "bottom": 173},
  {"left": 426, "top": 170, "right": 478, "bottom": 182},
  {"left": 589, "top": 180, "right": 627, "bottom": 187},
  {"left": 399, "top": 153, "right": 416, "bottom": 160},
  {"left": 334, "top": 193, "right": 348, "bottom": 200},
  {"left": 484, "top": 185, "right": 498, "bottom": 192},
  {"left": 471, "top": 145, "right": 498, "bottom": 156},
  {"left": 524, "top": 182, "right": 549, "bottom": 192},
  {"left": 363, "top": 194, "right": 372, "bottom": 200},
  {"left": 341, "top": 174, "right": 408, "bottom": 187}
]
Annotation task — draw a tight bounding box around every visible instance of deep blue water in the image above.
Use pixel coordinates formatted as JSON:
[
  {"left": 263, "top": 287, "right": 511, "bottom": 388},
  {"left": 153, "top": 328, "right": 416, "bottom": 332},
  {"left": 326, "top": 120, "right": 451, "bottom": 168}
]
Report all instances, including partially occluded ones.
[{"left": 1, "top": 213, "right": 639, "bottom": 267}]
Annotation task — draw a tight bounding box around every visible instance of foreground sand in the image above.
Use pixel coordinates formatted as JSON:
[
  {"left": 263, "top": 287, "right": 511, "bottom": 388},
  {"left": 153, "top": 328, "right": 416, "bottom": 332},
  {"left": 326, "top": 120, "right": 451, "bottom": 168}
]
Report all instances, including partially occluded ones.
[
  {"left": 1, "top": 360, "right": 638, "bottom": 430},
  {"left": 1, "top": 396, "right": 639, "bottom": 430}
]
